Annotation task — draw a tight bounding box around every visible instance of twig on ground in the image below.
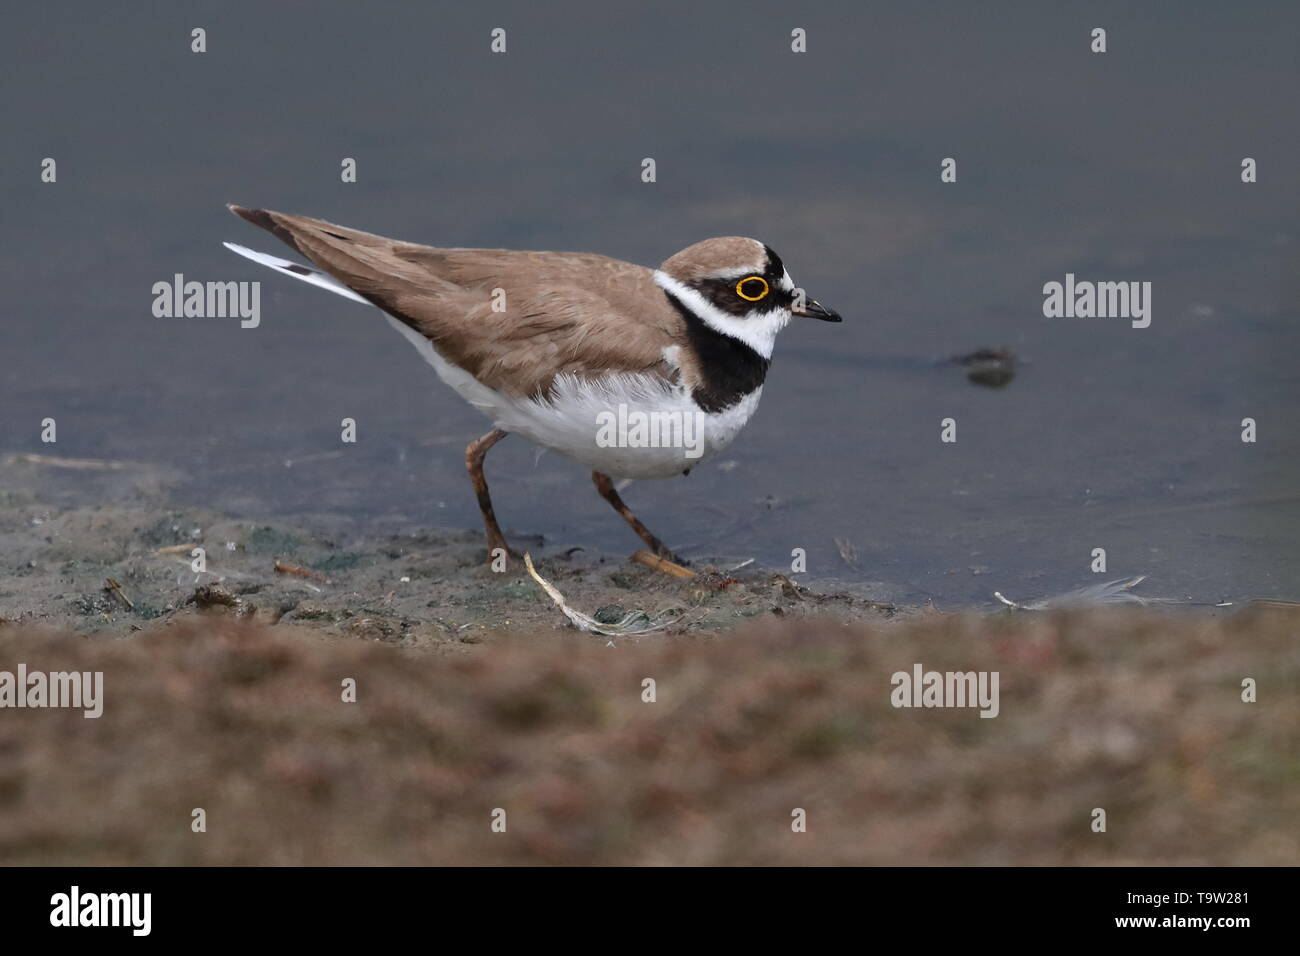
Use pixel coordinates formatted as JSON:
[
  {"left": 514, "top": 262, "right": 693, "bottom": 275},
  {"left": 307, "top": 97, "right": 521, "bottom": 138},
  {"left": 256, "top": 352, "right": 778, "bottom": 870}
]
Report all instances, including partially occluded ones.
[
  {"left": 7, "top": 453, "right": 133, "bottom": 471},
  {"left": 103, "top": 578, "right": 134, "bottom": 610},
  {"left": 631, "top": 549, "right": 695, "bottom": 579},
  {"left": 274, "top": 560, "right": 327, "bottom": 582},
  {"left": 156, "top": 543, "right": 199, "bottom": 555}
]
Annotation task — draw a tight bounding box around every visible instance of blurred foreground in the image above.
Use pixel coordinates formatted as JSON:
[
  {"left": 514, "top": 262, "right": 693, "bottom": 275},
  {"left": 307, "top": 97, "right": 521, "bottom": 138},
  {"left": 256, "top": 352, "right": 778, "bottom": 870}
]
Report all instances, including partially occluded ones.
[{"left": 1, "top": 607, "right": 1295, "bottom": 865}]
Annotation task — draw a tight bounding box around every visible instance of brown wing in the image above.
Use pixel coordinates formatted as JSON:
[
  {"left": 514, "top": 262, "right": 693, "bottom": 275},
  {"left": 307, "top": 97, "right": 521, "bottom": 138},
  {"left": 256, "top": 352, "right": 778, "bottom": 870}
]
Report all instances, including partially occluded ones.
[{"left": 229, "top": 206, "right": 686, "bottom": 398}]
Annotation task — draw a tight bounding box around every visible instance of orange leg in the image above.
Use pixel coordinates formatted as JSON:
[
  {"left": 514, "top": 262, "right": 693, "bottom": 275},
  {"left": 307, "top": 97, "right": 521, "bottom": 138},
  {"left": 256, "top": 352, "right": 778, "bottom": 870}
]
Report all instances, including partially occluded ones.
[
  {"left": 465, "top": 429, "right": 516, "bottom": 560},
  {"left": 591, "top": 471, "right": 684, "bottom": 564}
]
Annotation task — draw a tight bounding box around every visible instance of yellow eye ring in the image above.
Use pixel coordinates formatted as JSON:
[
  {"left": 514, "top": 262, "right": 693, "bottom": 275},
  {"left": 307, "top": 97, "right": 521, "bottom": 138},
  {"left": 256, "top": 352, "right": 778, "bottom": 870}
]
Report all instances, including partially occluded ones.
[{"left": 736, "top": 276, "right": 769, "bottom": 301}]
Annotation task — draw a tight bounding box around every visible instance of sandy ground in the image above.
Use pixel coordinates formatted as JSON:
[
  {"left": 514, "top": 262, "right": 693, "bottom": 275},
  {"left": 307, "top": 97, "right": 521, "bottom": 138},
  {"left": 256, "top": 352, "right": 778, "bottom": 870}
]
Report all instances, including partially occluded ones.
[
  {"left": 0, "top": 466, "right": 905, "bottom": 641},
  {"left": 1, "top": 460, "right": 1296, "bottom": 865}
]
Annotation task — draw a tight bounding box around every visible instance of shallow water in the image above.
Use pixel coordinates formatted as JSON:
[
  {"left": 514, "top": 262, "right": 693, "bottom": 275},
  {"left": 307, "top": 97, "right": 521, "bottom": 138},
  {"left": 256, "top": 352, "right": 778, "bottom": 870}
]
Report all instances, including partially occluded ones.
[{"left": 2, "top": 2, "right": 1297, "bottom": 606}]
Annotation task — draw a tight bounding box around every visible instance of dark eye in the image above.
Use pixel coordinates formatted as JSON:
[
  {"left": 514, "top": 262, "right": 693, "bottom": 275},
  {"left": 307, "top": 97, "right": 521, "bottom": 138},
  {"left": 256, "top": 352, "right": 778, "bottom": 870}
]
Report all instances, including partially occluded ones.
[{"left": 735, "top": 276, "right": 769, "bottom": 301}]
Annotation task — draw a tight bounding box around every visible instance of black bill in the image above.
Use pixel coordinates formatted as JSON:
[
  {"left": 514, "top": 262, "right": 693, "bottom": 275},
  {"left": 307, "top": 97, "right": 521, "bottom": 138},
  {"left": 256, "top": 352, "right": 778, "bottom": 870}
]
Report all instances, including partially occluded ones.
[{"left": 795, "top": 299, "right": 842, "bottom": 322}]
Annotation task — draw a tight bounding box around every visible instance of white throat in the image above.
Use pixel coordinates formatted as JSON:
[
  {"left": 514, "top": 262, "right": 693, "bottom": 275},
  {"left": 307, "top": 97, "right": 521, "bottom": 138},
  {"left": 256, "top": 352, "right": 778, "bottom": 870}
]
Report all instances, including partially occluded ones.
[{"left": 654, "top": 270, "right": 789, "bottom": 360}]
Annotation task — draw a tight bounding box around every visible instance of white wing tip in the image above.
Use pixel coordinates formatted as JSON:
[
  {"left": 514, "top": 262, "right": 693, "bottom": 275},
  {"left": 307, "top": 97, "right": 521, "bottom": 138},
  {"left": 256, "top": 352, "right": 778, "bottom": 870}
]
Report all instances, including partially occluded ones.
[{"left": 221, "top": 241, "right": 370, "bottom": 305}]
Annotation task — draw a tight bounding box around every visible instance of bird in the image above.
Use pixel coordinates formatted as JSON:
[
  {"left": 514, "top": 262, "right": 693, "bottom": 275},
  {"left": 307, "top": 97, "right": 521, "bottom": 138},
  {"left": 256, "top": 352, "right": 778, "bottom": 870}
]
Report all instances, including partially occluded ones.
[{"left": 224, "top": 206, "right": 840, "bottom": 563}]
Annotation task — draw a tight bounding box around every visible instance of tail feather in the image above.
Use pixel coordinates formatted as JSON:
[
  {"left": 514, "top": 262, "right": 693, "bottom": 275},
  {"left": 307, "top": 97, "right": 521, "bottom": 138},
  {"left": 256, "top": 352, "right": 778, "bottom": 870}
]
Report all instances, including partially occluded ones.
[
  {"left": 224, "top": 204, "right": 445, "bottom": 301},
  {"left": 222, "top": 241, "right": 370, "bottom": 304},
  {"left": 228, "top": 204, "right": 304, "bottom": 252}
]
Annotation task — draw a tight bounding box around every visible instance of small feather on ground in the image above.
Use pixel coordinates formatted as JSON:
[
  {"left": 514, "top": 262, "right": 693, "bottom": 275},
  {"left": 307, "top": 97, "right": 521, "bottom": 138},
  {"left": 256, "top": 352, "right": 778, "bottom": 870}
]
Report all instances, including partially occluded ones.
[{"left": 524, "top": 552, "right": 681, "bottom": 636}]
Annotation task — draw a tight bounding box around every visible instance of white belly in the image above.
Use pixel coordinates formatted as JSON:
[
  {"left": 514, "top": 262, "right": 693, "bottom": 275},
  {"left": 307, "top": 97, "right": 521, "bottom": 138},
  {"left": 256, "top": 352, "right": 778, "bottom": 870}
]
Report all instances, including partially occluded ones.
[{"left": 383, "top": 313, "right": 760, "bottom": 479}]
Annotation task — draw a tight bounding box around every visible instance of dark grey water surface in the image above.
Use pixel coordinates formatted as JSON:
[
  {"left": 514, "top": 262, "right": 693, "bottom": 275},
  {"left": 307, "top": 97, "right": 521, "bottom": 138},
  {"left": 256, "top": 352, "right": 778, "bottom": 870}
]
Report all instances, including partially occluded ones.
[{"left": 3, "top": 2, "right": 1297, "bottom": 605}]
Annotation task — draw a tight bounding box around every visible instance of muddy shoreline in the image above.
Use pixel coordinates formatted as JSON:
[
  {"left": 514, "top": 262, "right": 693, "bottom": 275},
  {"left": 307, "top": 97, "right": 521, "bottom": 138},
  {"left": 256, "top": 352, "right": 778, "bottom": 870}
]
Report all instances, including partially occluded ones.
[
  {"left": 0, "top": 479, "right": 907, "bottom": 641},
  {"left": 2, "top": 459, "right": 1296, "bottom": 866}
]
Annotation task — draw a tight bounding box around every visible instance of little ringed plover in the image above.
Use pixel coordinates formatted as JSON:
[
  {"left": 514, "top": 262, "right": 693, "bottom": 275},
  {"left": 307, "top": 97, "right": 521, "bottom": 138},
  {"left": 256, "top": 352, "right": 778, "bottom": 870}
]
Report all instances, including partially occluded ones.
[{"left": 224, "top": 206, "right": 840, "bottom": 562}]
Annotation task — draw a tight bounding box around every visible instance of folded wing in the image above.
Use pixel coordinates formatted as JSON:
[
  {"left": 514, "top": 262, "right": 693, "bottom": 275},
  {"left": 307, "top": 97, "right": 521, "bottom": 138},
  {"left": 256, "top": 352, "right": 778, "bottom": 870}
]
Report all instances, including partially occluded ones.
[{"left": 227, "top": 206, "right": 683, "bottom": 399}]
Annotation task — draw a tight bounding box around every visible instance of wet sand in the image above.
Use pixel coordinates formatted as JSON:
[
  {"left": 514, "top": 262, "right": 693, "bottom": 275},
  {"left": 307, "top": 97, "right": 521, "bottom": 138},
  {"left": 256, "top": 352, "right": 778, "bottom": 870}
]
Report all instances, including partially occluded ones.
[
  {"left": 3, "top": 455, "right": 1296, "bottom": 866},
  {"left": 0, "top": 455, "right": 907, "bottom": 639}
]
